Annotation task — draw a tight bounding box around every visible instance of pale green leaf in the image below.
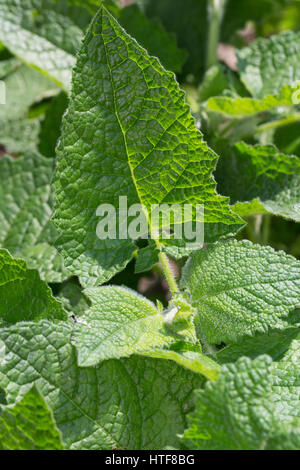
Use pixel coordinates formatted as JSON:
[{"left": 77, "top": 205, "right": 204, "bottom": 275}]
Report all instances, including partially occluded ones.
[
  {"left": 237, "top": 30, "right": 300, "bottom": 98},
  {"left": 0, "top": 61, "right": 58, "bottom": 121},
  {"left": 0, "top": 60, "right": 57, "bottom": 154},
  {"left": 206, "top": 84, "right": 296, "bottom": 117},
  {"left": 271, "top": 340, "right": 300, "bottom": 422},
  {"left": 0, "top": 57, "right": 19, "bottom": 78},
  {"left": 20, "top": 243, "right": 70, "bottom": 284},
  {"left": 0, "top": 118, "right": 41, "bottom": 154},
  {"left": 181, "top": 240, "right": 300, "bottom": 344},
  {"left": 0, "top": 249, "right": 67, "bottom": 323},
  {"left": 143, "top": 344, "right": 220, "bottom": 381},
  {"left": 0, "top": 320, "right": 202, "bottom": 450},
  {"left": 0, "top": 386, "right": 63, "bottom": 450},
  {"left": 72, "top": 286, "right": 177, "bottom": 366},
  {"left": 53, "top": 6, "right": 243, "bottom": 287}
]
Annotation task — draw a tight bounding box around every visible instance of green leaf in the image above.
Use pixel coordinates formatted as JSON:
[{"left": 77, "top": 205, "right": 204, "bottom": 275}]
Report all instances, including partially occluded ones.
[
  {"left": 53, "top": 6, "right": 243, "bottom": 287},
  {"left": 38, "top": 91, "right": 68, "bottom": 158},
  {"left": 0, "top": 57, "right": 19, "bottom": 78},
  {"left": 20, "top": 243, "right": 71, "bottom": 284},
  {"left": 0, "top": 60, "right": 57, "bottom": 154},
  {"left": 0, "top": 320, "right": 202, "bottom": 450},
  {"left": 0, "top": 154, "right": 70, "bottom": 283},
  {"left": 271, "top": 340, "right": 300, "bottom": 422},
  {"left": 57, "top": 282, "right": 90, "bottom": 318},
  {"left": 0, "top": 249, "right": 67, "bottom": 323},
  {"left": 135, "top": 242, "right": 159, "bottom": 274},
  {"left": 72, "top": 286, "right": 178, "bottom": 366},
  {"left": 0, "top": 61, "right": 58, "bottom": 121},
  {"left": 0, "top": 0, "right": 97, "bottom": 89},
  {"left": 198, "top": 65, "right": 230, "bottom": 103},
  {"left": 221, "top": 0, "right": 287, "bottom": 42},
  {"left": 0, "top": 386, "right": 63, "bottom": 450},
  {"left": 181, "top": 239, "right": 300, "bottom": 344},
  {"left": 217, "top": 326, "right": 300, "bottom": 364},
  {"left": 139, "top": 0, "right": 207, "bottom": 80},
  {"left": 237, "top": 30, "right": 300, "bottom": 98},
  {"left": 140, "top": 0, "right": 286, "bottom": 81},
  {"left": 119, "top": 4, "right": 187, "bottom": 73},
  {"left": 183, "top": 355, "right": 300, "bottom": 450},
  {"left": 143, "top": 343, "right": 220, "bottom": 381},
  {"left": 274, "top": 118, "right": 300, "bottom": 158},
  {"left": 206, "top": 84, "right": 295, "bottom": 117},
  {"left": 216, "top": 142, "right": 300, "bottom": 222},
  {"left": 0, "top": 117, "right": 41, "bottom": 154}
]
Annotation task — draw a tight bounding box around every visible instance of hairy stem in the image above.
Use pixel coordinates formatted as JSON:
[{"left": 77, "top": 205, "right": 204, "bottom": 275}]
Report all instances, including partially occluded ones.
[
  {"left": 206, "top": 0, "right": 227, "bottom": 70},
  {"left": 155, "top": 240, "right": 179, "bottom": 296}
]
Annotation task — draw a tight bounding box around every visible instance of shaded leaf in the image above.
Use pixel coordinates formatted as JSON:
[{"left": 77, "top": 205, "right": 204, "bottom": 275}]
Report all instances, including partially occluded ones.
[
  {"left": 0, "top": 154, "right": 70, "bottom": 282},
  {"left": 0, "top": 386, "right": 63, "bottom": 450},
  {"left": 216, "top": 142, "right": 300, "bottom": 221},
  {"left": 183, "top": 355, "right": 300, "bottom": 450},
  {"left": 53, "top": 6, "right": 242, "bottom": 287},
  {"left": 0, "top": 249, "right": 67, "bottom": 323},
  {"left": 0, "top": 320, "right": 202, "bottom": 450},
  {"left": 237, "top": 30, "right": 300, "bottom": 98}
]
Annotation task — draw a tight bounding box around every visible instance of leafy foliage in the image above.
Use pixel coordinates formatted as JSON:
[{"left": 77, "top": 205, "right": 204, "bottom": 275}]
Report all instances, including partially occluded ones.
[
  {"left": 52, "top": 6, "right": 242, "bottom": 287},
  {"left": 0, "top": 386, "right": 63, "bottom": 450},
  {"left": 0, "top": 321, "right": 202, "bottom": 450},
  {"left": 0, "top": 249, "right": 67, "bottom": 323},
  {"left": 183, "top": 356, "right": 300, "bottom": 450},
  {"left": 72, "top": 286, "right": 177, "bottom": 366},
  {"left": 237, "top": 30, "right": 300, "bottom": 99},
  {"left": 181, "top": 239, "right": 300, "bottom": 344},
  {"left": 0, "top": 153, "right": 70, "bottom": 282},
  {"left": 0, "top": 0, "right": 96, "bottom": 89},
  {"left": 0, "top": 0, "right": 299, "bottom": 452},
  {"left": 216, "top": 142, "right": 300, "bottom": 221}
]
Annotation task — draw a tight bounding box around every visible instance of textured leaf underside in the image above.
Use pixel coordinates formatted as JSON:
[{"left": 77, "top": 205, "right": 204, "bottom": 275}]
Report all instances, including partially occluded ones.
[
  {"left": 181, "top": 240, "right": 300, "bottom": 344},
  {"left": 216, "top": 142, "right": 300, "bottom": 222},
  {"left": 183, "top": 355, "right": 300, "bottom": 450},
  {"left": 0, "top": 321, "right": 202, "bottom": 450},
  {"left": 72, "top": 286, "right": 176, "bottom": 366}
]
